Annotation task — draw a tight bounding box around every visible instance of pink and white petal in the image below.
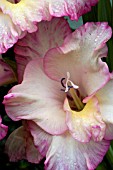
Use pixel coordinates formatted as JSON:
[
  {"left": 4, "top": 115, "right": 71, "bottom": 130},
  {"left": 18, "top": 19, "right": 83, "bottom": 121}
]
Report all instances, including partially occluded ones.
[
  {"left": 64, "top": 97, "right": 106, "bottom": 142},
  {"left": 28, "top": 121, "right": 52, "bottom": 157},
  {"left": 26, "top": 132, "right": 43, "bottom": 163},
  {"left": 14, "top": 17, "right": 71, "bottom": 82},
  {"left": 15, "top": 18, "right": 71, "bottom": 56},
  {"left": 0, "top": 12, "right": 24, "bottom": 53},
  {"left": 14, "top": 53, "right": 34, "bottom": 83},
  {"left": 21, "top": 121, "right": 44, "bottom": 163},
  {"left": 0, "top": 55, "right": 16, "bottom": 86},
  {"left": 49, "top": 0, "right": 98, "bottom": 20},
  {"left": 0, "top": 0, "right": 52, "bottom": 33},
  {"left": 3, "top": 58, "right": 67, "bottom": 135},
  {"left": 45, "top": 132, "right": 110, "bottom": 170},
  {"left": 96, "top": 79, "right": 113, "bottom": 124},
  {"left": 44, "top": 22, "right": 112, "bottom": 97},
  {"left": 0, "top": 116, "right": 8, "bottom": 140},
  {"left": 95, "top": 79, "right": 113, "bottom": 138},
  {"left": 5, "top": 125, "right": 43, "bottom": 163}
]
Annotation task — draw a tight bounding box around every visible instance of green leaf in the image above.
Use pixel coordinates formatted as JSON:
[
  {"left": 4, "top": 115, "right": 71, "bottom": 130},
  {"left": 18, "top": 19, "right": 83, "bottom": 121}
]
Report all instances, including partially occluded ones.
[
  {"left": 98, "top": 0, "right": 112, "bottom": 25},
  {"left": 105, "top": 145, "right": 113, "bottom": 169},
  {"left": 97, "top": 0, "right": 113, "bottom": 71},
  {"left": 82, "top": 5, "right": 98, "bottom": 23},
  {"left": 96, "top": 162, "right": 108, "bottom": 170},
  {"left": 106, "top": 39, "right": 113, "bottom": 72},
  {"left": 112, "top": 0, "right": 113, "bottom": 28}
]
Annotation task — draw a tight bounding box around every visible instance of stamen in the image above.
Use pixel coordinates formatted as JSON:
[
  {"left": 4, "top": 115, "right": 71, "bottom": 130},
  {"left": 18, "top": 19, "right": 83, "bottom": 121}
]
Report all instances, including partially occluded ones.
[
  {"left": 61, "top": 77, "right": 73, "bottom": 91},
  {"left": 61, "top": 72, "right": 84, "bottom": 111},
  {"left": 65, "top": 72, "right": 79, "bottom": 92}
]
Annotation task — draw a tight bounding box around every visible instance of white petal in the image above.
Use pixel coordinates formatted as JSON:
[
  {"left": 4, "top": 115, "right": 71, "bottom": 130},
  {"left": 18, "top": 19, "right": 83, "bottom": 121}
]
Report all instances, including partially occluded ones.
[{"left": 45, "top": 132, "right": 110, "bottom": 170}]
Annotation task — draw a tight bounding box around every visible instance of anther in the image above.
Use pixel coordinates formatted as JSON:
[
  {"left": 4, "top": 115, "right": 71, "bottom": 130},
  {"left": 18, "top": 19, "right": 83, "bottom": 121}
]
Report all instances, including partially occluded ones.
[
  {"left": 61, "top": 78, "right": 73, "bottom": 91},
  {"left": 61, "top": 78, "right": 66, "bottom": 88}
]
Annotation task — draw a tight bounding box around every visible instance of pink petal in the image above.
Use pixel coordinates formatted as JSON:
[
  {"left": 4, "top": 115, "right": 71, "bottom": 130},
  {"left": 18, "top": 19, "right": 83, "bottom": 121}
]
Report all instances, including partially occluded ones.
[
  {"left": 3, "top": 58, "right": 67, "bottom": 135},
  {"left": 26, "top": 132, "right": 43, "bottom": 163},
  {"left": 28, "top": 121, "right": 52, "bottom": 157},
  {"left": 45, "top": 132, "right": 110, "bottom": 170},
  {"left": 0, "top": 116, "right": 8, "bottom": 140},
  {"left": 0, "top": 55, "right": 16, "bottom": 86},
  {"left": 44, "top": 22, "right": 112, "bottom": 97},
  {"left": 49, "top": 0, "right": 98, "bottom": 20},
  {"left": 0, "top": 11, "right": 24, "bottom": 53},
  {"left": 5, "top": 124, "right": 43, "bottom": 163},
  {"left": 14, "top": 17, "right": 71, "bottom": 83},
  {"left": 64, "top": 97, "right": 106, "bottom": 142},
  {"left": 95, "top": 79, "right": 113, "bottom": 140},
  {"left": 0, "top": 0, "right": 52, "bottom": 33}
]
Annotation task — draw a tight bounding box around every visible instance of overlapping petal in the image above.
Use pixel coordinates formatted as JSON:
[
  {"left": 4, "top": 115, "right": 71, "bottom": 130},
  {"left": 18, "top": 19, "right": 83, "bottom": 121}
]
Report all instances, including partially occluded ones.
[
  {"left": 64, "top": 97, "right": 106, "bottom": 142},
  {"left": 3, "top": 58, "right": 67, "bottom": 135},
  {"left": 45, "top": 132, "right": 109, "bottom": 170},
  {"left": 44, "top": 22, "right": 112, "bottom": 97},
  {"left": 28, "top": 121, "right": 52, "bottom": 157},
  {"left": 0, "top": 55, "right": 16, "bottom": 86},
  {"left": 0, "top": 116, "right": 8, "bottom": 140},
  {"left": 14, "top": 18, "right": 71, "bottom": 82},
  {"left": 0, "top": 0, "right": 99, "bottom": 53},
  {"left": 26, "top": 122, "right": 110, "bottom": 170},
  {"left": 0, "top": 0, "right": 98, "bottom": 36},
  {"left": 5, "top": 123, "right": 43, "bottom": 163}
]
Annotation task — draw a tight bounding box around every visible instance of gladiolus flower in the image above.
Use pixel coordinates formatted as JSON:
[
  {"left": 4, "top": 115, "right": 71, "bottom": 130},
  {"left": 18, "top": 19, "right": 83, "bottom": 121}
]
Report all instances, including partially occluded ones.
[{"left": 3, "top": 22, "right": 113, "bottom": 169}]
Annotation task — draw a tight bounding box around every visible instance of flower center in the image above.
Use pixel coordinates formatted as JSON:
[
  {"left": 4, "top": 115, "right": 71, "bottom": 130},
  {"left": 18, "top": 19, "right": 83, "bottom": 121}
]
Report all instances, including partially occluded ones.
[{"left": 61, "top": 72, "right": 85, "bottom": 111}]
